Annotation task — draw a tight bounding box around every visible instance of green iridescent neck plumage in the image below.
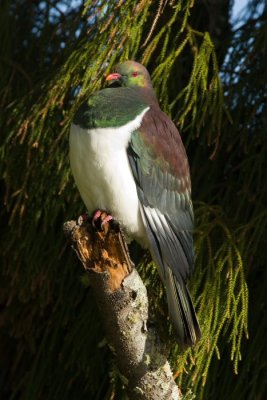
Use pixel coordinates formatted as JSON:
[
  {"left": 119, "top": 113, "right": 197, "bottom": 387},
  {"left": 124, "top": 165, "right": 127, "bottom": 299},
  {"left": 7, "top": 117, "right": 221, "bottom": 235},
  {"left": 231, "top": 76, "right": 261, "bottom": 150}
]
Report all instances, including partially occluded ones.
[{"left": 73, "top": 87, "right": 148, "bottom": 129}]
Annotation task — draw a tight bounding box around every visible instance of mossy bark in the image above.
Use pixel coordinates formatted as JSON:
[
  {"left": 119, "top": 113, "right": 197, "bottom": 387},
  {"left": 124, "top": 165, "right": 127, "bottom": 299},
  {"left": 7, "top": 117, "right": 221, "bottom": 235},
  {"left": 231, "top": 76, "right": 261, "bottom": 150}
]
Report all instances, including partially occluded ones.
[{"left": 63, "top": 217, "right": 180, "bottom": 400}]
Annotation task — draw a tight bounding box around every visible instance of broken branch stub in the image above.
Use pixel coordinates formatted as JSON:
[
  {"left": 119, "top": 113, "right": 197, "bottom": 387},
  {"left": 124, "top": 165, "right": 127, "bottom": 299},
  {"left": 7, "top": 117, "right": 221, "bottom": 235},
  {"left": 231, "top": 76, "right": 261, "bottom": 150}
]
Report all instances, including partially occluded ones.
[{"left": 63, "top": 218, "right": 181, "bottom": 400}]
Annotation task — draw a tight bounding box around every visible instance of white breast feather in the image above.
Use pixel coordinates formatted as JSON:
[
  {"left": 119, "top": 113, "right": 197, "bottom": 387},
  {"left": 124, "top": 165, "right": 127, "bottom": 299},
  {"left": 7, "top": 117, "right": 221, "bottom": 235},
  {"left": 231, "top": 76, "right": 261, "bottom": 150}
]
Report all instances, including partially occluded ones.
[{"left": 69, "top": 107, "right": 149, "bottom": 242}]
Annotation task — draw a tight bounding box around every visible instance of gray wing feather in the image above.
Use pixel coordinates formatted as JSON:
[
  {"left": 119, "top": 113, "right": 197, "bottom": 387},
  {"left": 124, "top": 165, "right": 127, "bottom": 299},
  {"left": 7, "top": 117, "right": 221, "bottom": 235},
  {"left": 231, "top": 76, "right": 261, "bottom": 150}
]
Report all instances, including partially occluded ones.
[{"left": 127, "top": 108, "right": 201, "bottom": 346}]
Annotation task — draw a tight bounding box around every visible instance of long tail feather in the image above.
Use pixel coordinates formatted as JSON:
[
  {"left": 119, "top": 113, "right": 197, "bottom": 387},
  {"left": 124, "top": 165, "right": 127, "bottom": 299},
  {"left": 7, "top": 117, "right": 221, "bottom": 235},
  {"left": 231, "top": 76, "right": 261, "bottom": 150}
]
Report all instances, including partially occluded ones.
[{"left": 165, "top": 267, "right": 201, "bottom": 348}]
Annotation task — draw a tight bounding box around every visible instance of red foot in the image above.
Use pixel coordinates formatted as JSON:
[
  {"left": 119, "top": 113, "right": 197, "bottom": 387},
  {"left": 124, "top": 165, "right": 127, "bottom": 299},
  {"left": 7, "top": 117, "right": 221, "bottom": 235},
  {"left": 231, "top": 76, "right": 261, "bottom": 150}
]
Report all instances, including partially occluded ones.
[
  {"left": 101, "top": 214, "right": 113, "bottom": 228},
  {"left": 92, "top": 210, "right": 102, "bottom": 227},
  {"left": 92, "top": 209, "right": 114, "bottom": 231}
]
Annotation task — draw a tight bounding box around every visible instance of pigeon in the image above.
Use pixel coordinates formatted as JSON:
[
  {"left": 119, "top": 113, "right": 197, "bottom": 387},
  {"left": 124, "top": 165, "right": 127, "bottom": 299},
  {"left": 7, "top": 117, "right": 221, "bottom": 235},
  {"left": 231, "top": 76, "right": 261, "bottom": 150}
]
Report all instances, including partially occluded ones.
[{"left": 69, "top": 60, "right": 201, "bottom": 347}]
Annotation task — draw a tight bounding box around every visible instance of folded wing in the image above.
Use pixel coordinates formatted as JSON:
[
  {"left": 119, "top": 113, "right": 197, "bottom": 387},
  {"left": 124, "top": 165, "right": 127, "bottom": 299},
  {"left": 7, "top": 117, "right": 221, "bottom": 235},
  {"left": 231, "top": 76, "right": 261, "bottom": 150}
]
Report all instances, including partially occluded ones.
[{"left": 127, "top": 106, "right": 201, "bottom": 347}]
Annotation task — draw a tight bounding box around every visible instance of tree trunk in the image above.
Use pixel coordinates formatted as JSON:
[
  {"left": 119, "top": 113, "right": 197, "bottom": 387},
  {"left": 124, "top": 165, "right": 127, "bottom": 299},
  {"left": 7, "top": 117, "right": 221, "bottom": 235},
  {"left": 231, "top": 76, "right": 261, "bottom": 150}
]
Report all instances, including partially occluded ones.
[{"left": 63, "top": 217, "right": 180, "bottom": 400}]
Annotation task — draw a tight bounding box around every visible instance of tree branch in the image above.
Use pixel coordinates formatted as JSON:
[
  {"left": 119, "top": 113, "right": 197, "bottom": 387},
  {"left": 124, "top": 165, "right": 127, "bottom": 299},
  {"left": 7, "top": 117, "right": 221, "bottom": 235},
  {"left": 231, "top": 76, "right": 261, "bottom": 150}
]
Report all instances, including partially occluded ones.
[{"left": 63, "top": 217, "right": 181, "bottom": 400}]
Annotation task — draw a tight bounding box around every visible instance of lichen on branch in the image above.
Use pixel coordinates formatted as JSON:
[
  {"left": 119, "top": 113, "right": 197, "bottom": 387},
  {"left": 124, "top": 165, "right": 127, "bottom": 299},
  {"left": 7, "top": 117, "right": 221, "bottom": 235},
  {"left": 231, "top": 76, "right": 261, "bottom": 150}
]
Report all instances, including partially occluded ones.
[{"left": 63, "top": 217, "right": 181, "bottom": 400}]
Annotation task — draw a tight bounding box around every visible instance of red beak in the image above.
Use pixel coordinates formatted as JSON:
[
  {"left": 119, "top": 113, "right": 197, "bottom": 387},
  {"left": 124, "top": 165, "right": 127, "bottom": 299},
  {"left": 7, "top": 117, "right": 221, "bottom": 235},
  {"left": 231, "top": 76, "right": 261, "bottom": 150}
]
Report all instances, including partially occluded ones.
[{"left": 105, "top": 72, "right": 122, "bottom": 81}]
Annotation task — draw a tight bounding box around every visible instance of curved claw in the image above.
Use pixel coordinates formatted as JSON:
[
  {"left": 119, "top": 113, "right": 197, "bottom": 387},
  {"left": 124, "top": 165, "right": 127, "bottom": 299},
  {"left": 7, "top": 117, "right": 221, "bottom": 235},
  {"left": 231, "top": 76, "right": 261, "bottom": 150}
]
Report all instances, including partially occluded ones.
[{"left": 77, "top": 213, "right": 89, "bottom": 226}]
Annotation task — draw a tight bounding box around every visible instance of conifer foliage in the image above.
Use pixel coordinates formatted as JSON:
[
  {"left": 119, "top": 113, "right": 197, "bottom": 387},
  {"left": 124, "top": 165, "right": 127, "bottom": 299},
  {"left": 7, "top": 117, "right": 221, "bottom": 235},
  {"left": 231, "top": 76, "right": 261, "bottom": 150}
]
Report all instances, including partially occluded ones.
[{"left": 0, "top": 0, "right": 266, "bottom": 399}]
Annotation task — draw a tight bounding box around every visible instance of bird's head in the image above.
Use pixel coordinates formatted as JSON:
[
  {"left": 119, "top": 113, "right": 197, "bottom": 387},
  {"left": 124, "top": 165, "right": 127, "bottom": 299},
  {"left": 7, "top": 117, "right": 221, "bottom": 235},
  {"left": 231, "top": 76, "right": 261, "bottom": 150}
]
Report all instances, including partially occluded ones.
[{"left": 106, "top": 60, "right": 153, "bottom": 89}]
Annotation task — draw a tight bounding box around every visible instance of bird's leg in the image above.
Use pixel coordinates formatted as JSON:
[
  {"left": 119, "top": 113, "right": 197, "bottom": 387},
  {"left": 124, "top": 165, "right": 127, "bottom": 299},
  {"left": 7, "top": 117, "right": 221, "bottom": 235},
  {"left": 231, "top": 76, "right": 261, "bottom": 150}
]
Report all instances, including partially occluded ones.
[
  {"left": 92, "top": 209, "right": 114, "bottom": 231},
  {"left": 101, "top": 214, "right": 113, "bottom": 227},
  {"left": 92, "top": 210, "right": 102, "bottom": 226}
]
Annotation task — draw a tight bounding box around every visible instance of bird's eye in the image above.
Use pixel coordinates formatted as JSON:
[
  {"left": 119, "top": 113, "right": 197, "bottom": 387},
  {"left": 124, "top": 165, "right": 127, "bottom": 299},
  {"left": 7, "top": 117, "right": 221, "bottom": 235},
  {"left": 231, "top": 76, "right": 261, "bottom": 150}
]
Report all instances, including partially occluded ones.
[{"left": 132, "top": 71, "right": 139, "bottom": 77}]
